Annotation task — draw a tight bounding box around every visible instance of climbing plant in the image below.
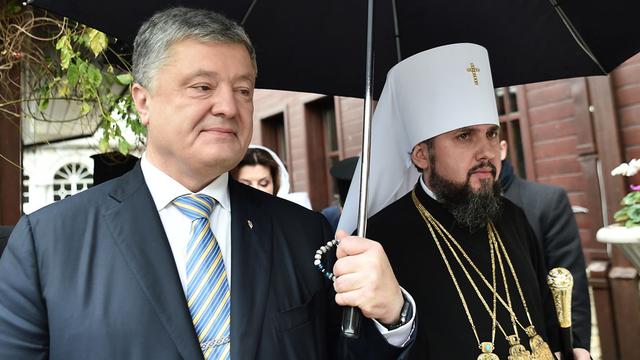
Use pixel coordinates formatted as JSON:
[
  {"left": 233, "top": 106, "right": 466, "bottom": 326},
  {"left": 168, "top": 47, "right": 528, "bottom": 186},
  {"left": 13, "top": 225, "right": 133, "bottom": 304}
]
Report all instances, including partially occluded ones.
[{"left": 0, "top": 1, "right": 143, "bottom": 154}]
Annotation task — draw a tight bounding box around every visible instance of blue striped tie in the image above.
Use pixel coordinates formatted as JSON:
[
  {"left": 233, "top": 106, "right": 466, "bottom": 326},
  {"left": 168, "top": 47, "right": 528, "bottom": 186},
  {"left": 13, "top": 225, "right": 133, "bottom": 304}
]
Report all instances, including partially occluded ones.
[{"left": 174, "top": 194, "right": 231, "bottom": 359}]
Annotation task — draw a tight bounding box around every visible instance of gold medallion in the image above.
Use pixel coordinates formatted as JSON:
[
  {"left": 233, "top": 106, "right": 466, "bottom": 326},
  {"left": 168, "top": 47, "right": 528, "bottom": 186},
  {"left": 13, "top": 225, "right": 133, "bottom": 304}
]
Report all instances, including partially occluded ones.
[
  {"left": 478, "top": 354, "right": 500, "bottom": 360},
  {"left": 506, "top": 335, "right": 532, "bottom": 360},
  {"left": 477, "top": 342, "right": 500, "bottom": 360},
  {"left": 525, "top": 326, "right": 554, "bottom": 360}
]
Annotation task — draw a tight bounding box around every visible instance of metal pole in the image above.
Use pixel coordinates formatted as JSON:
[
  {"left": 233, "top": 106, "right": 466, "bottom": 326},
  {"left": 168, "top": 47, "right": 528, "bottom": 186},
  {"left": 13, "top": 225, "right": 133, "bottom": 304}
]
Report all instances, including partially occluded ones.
[
  {"left": 549, "top": 0, "right": 606, "bottom": 74},
  {"left": 341, "top": 0, "right": 375, "bottom": 339}
]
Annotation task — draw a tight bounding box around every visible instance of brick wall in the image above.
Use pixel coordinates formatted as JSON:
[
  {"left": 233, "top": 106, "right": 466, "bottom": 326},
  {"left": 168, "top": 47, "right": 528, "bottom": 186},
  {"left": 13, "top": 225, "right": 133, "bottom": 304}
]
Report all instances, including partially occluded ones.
[
  {"left": 523, "top": 80, "right": 587, "bottom": 204},
  {"left": 253, "top": 90, "right": 364, "bottom": 195},
  {"left": 612, "top": 53, "right": 640, "bottom": 186}
]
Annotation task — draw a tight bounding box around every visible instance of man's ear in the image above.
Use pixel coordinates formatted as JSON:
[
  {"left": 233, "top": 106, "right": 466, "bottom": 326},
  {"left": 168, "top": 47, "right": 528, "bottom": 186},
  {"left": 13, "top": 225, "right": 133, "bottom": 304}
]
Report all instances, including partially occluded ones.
[
  {"left": 499, "top": 140, "right": 508, "bottom": 161},
  {"left": 131, "top": 83, "right": 151, "bottom": 126},
  {"left": 411, "top": 142, "right": 430, "bottom": 172}
]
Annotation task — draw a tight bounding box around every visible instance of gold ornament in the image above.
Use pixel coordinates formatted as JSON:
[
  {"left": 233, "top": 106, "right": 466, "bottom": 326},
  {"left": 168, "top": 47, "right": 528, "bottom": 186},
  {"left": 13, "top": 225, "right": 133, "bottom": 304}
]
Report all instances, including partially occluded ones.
[
  {"left": 525, "top": 326, "right": 554, "bottom": 360},
  {"left": 478, "top": 353, "right": 501, "bottom": 360},
  {"left": 477, "top": 342, "right": 500, "bottom": 360},
  {"left": 547, "top": 268, "right": 573, "bottom": 328},
  {"left": 507, "top": 335, "right": 532, "bottom": 360}
]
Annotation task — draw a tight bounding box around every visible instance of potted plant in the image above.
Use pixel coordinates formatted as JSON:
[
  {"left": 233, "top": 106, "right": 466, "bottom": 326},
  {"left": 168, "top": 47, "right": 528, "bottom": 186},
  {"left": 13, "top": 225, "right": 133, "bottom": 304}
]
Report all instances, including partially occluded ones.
[{"left": 596, "top": 159, "right": 640, "bottom": 270}]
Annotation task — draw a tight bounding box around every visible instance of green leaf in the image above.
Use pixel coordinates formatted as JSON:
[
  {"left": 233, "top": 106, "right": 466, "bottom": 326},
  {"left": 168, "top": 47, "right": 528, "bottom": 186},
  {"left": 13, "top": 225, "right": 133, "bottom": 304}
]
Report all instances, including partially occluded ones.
[
  {"left": 628, "top": 204, "right": 640, "bottom": 222},
  {"left": 85, "top": 28, "right": 109, "bottom": 57},
  {"left": 613, "top": 207, "right": 629, "bottom": 222},
  {"left": 81, "top": 102, "right": 91, "bottom": 115},
  {"left": 115, "top": 73, "right": 133, "bottom": 85},
  {"left": 99, "top": 137, "right": 110, "bottom": 153},
  {"left": 67, "top": 62, "right": 79, "bottom": 86},
  {"left": 622, "top": 191, "right": 636, "bottom": 206},
  {"left": 38, "top": 98, "right": 49, "bottom": 112},
  {"left": 625, "top": 219, "right": 640, "bottom": 228},
  {"left": 118, "top": 138, "right": 130, "bottom": 155},
  {"left": 87, "top": 65, "right": 103, "bottom": 88},
  {"left": 57, "top": 80, "right": 70, "bottom": 97},
  {"left": 78, "top": 59, "right": 88, "bottom": 74},
  {"left": 55, "top": 35, "right": 74, "bottom": 70},
  {"left": 37, "top": 84, "right": 51, "bottom": 111}
]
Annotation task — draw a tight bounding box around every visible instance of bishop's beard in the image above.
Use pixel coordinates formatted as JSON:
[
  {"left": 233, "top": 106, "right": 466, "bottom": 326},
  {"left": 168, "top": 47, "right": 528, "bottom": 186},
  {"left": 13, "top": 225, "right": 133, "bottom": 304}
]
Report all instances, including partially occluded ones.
[{"left": 428, "top": 160, "right": 502, "bottom": 232}]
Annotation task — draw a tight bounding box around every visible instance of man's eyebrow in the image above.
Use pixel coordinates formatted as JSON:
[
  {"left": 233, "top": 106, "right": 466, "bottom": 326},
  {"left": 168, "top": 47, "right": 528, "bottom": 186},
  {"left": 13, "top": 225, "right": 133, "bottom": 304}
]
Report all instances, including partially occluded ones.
[{"left": 180, "top": 70, "right": 255, "bottom": 85}]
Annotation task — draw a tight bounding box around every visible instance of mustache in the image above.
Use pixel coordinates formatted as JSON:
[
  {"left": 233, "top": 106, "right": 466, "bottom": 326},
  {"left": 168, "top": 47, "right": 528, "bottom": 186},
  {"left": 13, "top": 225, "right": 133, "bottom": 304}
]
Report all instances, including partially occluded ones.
[{"left": 468, "top": 161, "right": 497, "bottom": 177}]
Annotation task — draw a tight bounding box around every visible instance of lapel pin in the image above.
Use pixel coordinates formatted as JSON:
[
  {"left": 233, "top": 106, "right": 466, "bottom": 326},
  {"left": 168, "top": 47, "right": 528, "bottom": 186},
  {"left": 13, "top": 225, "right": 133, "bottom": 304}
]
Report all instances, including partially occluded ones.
[{"left": 247, "top": 220, "right": 254, "bottom": 229}]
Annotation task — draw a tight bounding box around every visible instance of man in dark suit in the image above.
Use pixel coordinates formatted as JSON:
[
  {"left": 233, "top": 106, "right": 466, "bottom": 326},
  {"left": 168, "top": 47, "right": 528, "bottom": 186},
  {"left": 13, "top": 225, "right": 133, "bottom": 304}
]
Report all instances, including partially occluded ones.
[
  {"left": 499, "top": 140, "right": 591, "bottom": 353},
  {"left": 0, "top": 226, "right": 12, "bottom": 257},
  {"left": 0, "top": 8, "right": 414, "bottom": 359}
]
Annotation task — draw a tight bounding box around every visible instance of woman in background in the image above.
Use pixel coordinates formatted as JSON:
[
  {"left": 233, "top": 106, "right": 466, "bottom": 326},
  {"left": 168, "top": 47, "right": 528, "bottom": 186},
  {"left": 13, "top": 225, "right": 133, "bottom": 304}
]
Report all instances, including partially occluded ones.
[
  {"left": 231, "top": 145, "right": 312, "bottom": 209},
  {"left": 232, "top": 146, "right": 282, "bottom": 195}
]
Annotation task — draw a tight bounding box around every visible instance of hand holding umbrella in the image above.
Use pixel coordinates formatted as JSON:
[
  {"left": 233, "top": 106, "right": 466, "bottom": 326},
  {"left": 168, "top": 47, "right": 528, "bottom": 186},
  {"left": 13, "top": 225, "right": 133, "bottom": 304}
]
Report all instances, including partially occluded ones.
[{"left": 333, "top": 231, "right": 405, "bottom": 335}]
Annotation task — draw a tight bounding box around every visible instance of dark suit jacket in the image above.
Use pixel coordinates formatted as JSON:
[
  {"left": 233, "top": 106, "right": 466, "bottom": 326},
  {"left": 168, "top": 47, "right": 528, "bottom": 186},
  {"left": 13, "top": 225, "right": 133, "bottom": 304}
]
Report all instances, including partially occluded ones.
[
  {"left": 0, "top": 164, "right": 411, "bottom": 359},
  {"left": 503, "top": 175, "right": 591, "bottom": 350},
  {"left": 0, "top": 226, "right": 12, "bottom": 258}
]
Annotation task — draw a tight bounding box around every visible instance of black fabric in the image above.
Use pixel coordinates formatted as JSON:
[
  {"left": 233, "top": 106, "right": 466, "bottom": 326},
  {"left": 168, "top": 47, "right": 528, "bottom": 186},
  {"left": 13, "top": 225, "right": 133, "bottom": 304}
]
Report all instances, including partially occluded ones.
[
  {"left": 502, "top": 172, "right": 591, "bottom": 350},
  {"left": 499, "top": 159, "right": 515, "bottom": 190},
  {"left": 32, "top": 0, "right": 640, "bottom": 98},
  {"left": 0, "top": 163, "right": 413, "bottom": 359},
  {"left": 90, "top": 152, "right": 139, "bottom": 185},
  {"left": 366, "top": 183, "right": 561, "bottom": 360}
]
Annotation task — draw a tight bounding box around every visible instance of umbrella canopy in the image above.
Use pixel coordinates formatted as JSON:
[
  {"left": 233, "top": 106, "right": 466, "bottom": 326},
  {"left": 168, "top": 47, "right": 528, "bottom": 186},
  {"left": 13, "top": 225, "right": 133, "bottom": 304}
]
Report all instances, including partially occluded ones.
[{"left": 31, "top": 0, "right": 640, "bottom": 98}]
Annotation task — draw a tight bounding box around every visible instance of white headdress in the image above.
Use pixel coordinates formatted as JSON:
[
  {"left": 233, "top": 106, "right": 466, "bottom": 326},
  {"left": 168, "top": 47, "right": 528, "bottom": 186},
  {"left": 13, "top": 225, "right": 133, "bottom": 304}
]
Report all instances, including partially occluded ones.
[
  {"left": 338, "top": 43, "right": 500, "bottom": 233},
  {"left": 248, "top": 144, "right": 290, "bottom": 196},
  {"left": 248, "top": 144, "right": 312, "bottom": 209}
]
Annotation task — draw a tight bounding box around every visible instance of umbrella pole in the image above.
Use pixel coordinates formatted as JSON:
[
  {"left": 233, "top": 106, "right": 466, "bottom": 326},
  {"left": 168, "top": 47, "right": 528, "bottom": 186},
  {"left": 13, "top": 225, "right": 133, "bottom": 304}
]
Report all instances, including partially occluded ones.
[
  {"left": 341, "top": 0, "right": 375, "bottom": 339},
  {"left": 549, "top": 0, "right": 606, "bottom": 74}
]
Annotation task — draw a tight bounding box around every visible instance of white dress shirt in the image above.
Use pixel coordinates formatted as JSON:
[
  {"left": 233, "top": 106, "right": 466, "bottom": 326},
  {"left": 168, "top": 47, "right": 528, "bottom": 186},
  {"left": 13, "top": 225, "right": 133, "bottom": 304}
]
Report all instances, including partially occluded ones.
[
  {"left": 140, "top": 154, "right": 414, "bottom": 347},
  {"left": 141, "top": 154, "right": 233, "bottom": 293}
]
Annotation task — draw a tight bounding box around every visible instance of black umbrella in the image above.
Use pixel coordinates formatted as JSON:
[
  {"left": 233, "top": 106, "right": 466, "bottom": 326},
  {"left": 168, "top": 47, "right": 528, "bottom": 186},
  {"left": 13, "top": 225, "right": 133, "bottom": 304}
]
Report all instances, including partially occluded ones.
[
  {"left": 30, "top": 0, "right": 640, "bottom": 99},
  {"left": 29, "top": 0, "right": 640, "bottom": 342}
]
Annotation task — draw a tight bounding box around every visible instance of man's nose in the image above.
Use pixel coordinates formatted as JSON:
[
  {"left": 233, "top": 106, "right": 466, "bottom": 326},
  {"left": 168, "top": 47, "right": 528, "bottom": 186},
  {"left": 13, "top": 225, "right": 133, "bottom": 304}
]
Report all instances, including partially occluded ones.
[
  {"left": 210, "top": 85, "right": 239, "bottom": 119},
  {"left": 476, "top": 138, "right": 498, "bottom": 161}
]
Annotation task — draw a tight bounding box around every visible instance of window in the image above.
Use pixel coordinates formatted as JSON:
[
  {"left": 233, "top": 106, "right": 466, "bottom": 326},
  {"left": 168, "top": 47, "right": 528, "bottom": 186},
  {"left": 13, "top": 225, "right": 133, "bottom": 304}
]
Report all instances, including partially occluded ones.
[
  {"left": 53, "top": 163, "right": 93, "bottom": 201},
  {"left": 261, "top": 112, "right": 288, "bottom": 165},
  {"left": 496, "top": 86, "right": 529, "bottom": 178},
  {"left": 305, "top": 97, "right": 342, "bottom": 209}
]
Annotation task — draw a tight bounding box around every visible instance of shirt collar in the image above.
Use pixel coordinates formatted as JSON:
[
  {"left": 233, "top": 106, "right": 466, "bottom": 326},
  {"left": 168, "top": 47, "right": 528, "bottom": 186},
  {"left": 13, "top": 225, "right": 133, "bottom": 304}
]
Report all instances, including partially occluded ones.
[
  {"left": 140, "top": 152, "right": 231, "bottom": 212},
  {"left": 419, "top": 175, "right": 439, "bottom": 201}
]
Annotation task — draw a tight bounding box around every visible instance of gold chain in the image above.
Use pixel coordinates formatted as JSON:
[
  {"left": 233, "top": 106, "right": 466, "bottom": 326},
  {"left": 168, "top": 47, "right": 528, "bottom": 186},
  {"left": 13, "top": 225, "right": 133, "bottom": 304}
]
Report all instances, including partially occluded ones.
[
  {"left": 489, "top": 222, "right": 534, "bottom": 326},
  {"left": 411, "top": 191, "right": 504, "bottom": 347},
  {"left": 415, "top": 191, "right": 532, "bottom": 333},
  {"left": 490, "top": 226, "right": 519, "bottom": 336}
]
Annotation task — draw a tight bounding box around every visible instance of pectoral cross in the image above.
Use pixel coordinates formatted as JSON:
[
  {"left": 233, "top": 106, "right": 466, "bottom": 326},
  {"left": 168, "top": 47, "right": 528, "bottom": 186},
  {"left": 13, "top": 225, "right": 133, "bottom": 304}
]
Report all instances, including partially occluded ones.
[{"left": 467, "top": 63, "right": 480, "bottom": 85}]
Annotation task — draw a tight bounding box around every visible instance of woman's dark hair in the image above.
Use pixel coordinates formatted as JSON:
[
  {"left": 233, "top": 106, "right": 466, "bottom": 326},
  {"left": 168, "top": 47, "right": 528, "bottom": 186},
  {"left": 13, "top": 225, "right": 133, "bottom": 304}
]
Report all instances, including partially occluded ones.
[{"left": 231, "top": 148, "right": 281, "bottom": 194}]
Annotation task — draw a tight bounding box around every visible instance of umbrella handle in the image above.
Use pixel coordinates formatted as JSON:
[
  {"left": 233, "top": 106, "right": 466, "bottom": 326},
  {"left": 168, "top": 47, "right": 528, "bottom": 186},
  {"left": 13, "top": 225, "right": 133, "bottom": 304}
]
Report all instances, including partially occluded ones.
[{"left": 341, "top": 307, "right": 362, "bottom": 339}]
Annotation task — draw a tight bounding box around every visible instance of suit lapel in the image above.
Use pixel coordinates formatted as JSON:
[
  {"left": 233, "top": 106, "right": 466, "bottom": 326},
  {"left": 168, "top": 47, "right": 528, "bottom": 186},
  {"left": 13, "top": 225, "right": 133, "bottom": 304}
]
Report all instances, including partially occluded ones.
[
  {"left": 103, "top": 165, "right": 203, "bottom": 360},
  {"left": 229, "top": 180, "right": 273, "bottom": 359}
]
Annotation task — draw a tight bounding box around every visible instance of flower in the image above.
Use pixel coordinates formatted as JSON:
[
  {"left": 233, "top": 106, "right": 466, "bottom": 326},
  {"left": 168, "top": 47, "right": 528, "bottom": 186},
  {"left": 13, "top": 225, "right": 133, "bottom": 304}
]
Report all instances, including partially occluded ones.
[
  {"left": 611, "top": 159, "right": 640, "bottom": 228},
  {"left": 611, "top": 162, "right": 639, "bottom": 176}
]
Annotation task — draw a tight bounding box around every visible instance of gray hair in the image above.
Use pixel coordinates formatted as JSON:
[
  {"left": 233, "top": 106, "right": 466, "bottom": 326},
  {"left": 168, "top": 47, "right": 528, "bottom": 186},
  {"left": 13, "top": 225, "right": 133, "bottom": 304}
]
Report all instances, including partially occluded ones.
[{"left": 132, "top": 7, "right": 257, "bottom": 89}]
